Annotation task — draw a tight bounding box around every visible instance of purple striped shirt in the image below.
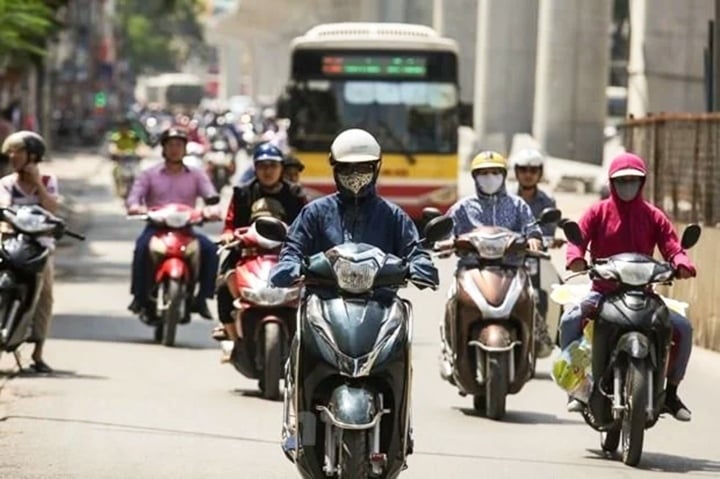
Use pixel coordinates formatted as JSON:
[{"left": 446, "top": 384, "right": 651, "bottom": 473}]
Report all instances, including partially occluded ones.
[{"left": 126, "top": 163, "right": 217, "bottom": 209}]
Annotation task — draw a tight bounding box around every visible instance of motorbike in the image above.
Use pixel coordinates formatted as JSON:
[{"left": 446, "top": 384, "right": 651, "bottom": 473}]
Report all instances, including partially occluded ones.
[
  {"left": 204, "top": 138, "right": 236, "bottom": 192},
  {"left": 128, "top": 203, "right": 216, "bottom": 347},
  {"left": 433, "top": 208, "right": 561, "bottom": 420},
  {"left": 0, "top": 205, "right": 85, "bottom": 363},
  {"left": 561, "top": 220, "right": 700, "bottom": 466},
  {"left": 112, "top": 151, "right": 140, "bottom": 199},
  {"left": 216, "top": 222, "right": 300, "bottom": 400},
  {"left": 254, "top": 215, "right": 452, "bottom": 479}
]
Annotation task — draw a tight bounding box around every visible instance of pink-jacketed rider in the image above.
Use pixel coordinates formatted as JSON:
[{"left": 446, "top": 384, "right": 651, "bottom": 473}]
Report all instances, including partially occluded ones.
[{"left": 560, "top": 152, "right": 696, "bottom": 421}]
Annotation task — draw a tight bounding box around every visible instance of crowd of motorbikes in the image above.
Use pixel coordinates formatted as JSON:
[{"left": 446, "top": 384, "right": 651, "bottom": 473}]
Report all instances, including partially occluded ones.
[{"left": 0, "top": 124, "right": 701, "bottom": 477}]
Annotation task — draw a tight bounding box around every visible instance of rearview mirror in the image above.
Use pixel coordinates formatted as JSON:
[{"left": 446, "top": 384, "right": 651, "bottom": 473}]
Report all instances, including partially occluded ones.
[
  {"left": 562, "top": 220, "right": 584, "bottom": 246},
  {"left": 538, "top": 207, "right": 562, "bottom": 225},
  {"left": 680, "top": 223, "right": 701, "bottom": 250},
  {"left": 424, "top": 216, "right": 454, "bottom": 244},
  {"left": 254, "top": 217, "right": 287, "bottom": 243},
  {"left": 421, "top": 207, "right": 442, "bottom": 223}
]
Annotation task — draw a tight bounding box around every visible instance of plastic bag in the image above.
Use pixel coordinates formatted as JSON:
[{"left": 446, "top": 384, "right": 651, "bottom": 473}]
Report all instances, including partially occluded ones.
[{"left": 551, "top": 322, "right": 594, "bottom": 403}]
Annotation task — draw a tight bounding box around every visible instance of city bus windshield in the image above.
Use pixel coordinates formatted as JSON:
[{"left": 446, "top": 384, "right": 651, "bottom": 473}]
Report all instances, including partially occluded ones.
[{"left": 286, "top": 79, "right": 458, "bottom": 153}]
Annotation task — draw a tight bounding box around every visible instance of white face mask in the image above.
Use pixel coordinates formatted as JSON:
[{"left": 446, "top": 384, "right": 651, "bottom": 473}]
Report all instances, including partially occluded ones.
[{"left": 475, "top": 173, "right": 504, "bottom": 195}]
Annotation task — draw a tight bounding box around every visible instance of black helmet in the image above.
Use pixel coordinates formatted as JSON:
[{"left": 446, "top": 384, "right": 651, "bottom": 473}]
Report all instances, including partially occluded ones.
[
  {"left": 160, "top": 127, "right": 188, "bottom": 146},
  {"left": 249, "top": 197, "right": 286, "bottom": 222},
  {"left": 1, "top": 131, "right": 46, "bottom": 162},
  {"left": 283, "top": 154, "right": 304, "bottom": 171}
]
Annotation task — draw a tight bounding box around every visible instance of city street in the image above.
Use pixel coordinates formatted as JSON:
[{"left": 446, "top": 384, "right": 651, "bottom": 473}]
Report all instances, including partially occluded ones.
[{"left": 1, "top": 153, "right": 719, "bottom": 478}]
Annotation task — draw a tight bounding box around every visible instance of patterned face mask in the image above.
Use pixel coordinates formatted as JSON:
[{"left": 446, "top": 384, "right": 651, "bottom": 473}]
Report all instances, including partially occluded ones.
[{"left": 336, "top": 171, "right": 374, "bottom": 195}]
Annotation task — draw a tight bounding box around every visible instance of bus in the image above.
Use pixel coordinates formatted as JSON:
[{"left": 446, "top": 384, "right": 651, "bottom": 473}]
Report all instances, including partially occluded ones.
[
  {"left": 278, "top": 22, "right": 460, "bottom": 219},
  {"left": 135, "top": 73, "right": 205, "bottom": 113}
]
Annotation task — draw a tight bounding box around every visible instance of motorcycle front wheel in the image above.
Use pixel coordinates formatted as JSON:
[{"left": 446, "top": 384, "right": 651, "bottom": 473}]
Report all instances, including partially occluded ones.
[
  {"left": 621, "top": 358, "right": 649, "bottom": 466},
  {"left": 260, "top": 321, "right": 282, "bottom": 400},
  {"left": 339, "top": 430, "right": 370, "bottom": 479}
]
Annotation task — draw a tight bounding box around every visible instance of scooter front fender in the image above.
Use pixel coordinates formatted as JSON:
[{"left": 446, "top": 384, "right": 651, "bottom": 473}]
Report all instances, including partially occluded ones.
[{"left": 155, "top": 257, "right": 189, "bottom": 282}]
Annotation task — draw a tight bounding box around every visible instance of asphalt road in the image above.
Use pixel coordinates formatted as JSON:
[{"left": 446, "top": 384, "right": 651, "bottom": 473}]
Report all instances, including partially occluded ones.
[{"left": 1, "top": 154, "right": 719, "bottom": 478}]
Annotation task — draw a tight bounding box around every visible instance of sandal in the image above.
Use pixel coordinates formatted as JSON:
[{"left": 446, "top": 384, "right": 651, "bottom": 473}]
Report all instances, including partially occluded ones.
[
  {"left": 30, "top": 360, "right": 53, "bottom": 373},
  {"left": 212, "top": 325, "right": 228, "bottom": 341}
]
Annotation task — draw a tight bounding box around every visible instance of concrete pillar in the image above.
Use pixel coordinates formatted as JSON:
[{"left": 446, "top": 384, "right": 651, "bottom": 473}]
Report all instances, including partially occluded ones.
[
  {"left": 627, "top": 0, "right": 713, "bottom": 116},
  {"left": 380, "top": 0, "right": 407, "bottom": 22},
  {"left": 442, "top": 0, "right": 477, "bottom": 105},
  {"left": 473, "top": 0, "right": 539, "bottom": 154},
  {"left": 533, "top": 0, "right": 612, "bottom": 163}
]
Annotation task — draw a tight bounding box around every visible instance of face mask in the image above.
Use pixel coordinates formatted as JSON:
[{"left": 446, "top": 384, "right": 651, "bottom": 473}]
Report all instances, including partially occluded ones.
[
  {"left": 475, "top": 173, "right": 504, "bottom": 195},
  {"left": 337, "top": 171, "right": 374, "bottom": 195},
  {"left": 614, "top": 179, "right": 642, "bottom": 202}
]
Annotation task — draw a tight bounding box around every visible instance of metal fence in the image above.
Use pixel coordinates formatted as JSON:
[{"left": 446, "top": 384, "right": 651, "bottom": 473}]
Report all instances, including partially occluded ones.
[{"left": 620, "top": 114, "right": 720, "bottom": 226}]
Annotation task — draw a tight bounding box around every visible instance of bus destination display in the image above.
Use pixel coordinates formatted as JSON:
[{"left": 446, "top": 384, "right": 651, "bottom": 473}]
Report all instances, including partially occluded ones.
[{"left": 321, "top": 55, "right": 427, "bottom": 77}]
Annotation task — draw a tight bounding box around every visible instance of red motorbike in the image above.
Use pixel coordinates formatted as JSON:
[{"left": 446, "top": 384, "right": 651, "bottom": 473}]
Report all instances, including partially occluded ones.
[
  {"left": 218, "top": 220, "right": 300, "bottom": 399},
  {"left": 129, "top": 203, "right": 213, "bottom": 347}
]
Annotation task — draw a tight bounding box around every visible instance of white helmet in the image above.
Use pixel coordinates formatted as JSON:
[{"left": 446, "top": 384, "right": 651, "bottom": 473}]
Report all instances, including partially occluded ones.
[
  {"left": 512, "top": 148, "right": 545, "bottom": 168},
  {"left": 330, "top": 129, "right": 381, "bottom": 164}
]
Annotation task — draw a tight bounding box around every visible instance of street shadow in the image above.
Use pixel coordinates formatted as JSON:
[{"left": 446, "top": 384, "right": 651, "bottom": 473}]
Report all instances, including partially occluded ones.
[
  {"left": 456, "top": 407, "right": 582, "bottom": 425},
  {"left": 14, "top": 368, "right": 108, "bottom": 381},
  {"left": 55, "top": 258, "right": 131, "bottom": 282},
  {"left": 50, "top": 313, "right": 217, "bottom": 350},
  {"left": 0, "top": 414, "right": 278, "bottom": 446},
  {"left": 532, "top": 370, "right": 554, "bottom": 381},
  {"left": 585, "top": 448, "right": 720, "bottom": 474},
  {"left": 231, "top": 387, "right": 284, "bottom": 403}
]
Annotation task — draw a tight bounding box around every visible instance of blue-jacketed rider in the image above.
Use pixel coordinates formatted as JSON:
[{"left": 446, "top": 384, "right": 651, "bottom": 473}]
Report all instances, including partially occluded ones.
[
  {"left": 438, "top": 151, "right": 554, "bottom": 366},
  {"left": 270, "top": 128, "right": 438, "bottom": 291},
  {"left": 270, "top": 128, "right": 437, "bottom": 455}
]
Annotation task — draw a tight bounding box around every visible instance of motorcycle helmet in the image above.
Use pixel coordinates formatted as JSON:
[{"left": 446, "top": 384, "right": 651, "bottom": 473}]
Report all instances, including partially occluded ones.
[
  {"left": 250, "top": 197, "right": 286, "bottom": 222},
  {"left": 1, "top": 131, "right": 46, "bottom": 162},
  {"left": 511, "top": 148, "right": 545, "bottom": 169},
  {"left": 252, "top": 143, "right": 284, "bottom": 164},
  {"left": 329, "top": 128, "right": 381, "bottom": 199},
  {"left": 159, "top": 127, "right": 189, "bottom": 146},
  {"left": 470, "top": 151, "right": 508, "bottom": 174},
  {"left": 283, "top": 154, "right": 305, "bottom": 172}
]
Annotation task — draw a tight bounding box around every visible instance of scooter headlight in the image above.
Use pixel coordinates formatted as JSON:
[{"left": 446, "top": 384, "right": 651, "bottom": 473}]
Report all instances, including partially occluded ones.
[
  {"left": 333, "top": 258, "right": 379, "bottom": 294},
  {"left": 164, "top": 210, "right": 192, "bottom": 228}
]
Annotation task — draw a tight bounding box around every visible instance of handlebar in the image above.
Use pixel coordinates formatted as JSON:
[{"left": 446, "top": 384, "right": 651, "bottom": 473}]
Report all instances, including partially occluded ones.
[
  {"left": 216, "top": 240, "right": 241, "bottom": 255},
  {"left": 65, "top": 230, "right": 86, "bottom": 241}
]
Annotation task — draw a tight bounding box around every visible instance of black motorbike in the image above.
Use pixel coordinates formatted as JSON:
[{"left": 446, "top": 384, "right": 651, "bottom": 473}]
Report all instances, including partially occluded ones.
[
  {"left": 0, "top": 205, "right": 85, "bottom": 364},
  {"left": 256, "top": 216, "right": 452, "bottom": 479},
  {"left": 562, "top": 221, "right": 700, "bottom": 467}
]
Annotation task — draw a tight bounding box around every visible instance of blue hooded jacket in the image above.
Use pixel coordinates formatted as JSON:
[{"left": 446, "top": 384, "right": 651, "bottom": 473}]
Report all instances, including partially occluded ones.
[
  {"left": 447, "top": 184, "right": 542, "bottom": 237},
  {"left": 270, "top": 190, "right": 438, "bottom": 290}
]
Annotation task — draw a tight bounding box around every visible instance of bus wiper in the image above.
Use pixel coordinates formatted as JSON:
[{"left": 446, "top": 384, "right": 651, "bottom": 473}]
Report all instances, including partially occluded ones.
[{"left": 377, "top": 120, "right": 417, "bottom": 165}]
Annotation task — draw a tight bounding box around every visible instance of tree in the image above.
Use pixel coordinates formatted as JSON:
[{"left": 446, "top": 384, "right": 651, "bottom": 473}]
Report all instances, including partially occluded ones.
[
  {"left": 0, "top": 0, "right": 55, "bottom": 61},
  {"left": 117, "top": 0, "right": 207, "bottom": 75}
]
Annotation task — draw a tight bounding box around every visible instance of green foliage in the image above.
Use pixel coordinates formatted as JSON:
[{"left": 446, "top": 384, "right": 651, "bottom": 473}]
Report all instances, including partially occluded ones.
[
  {"left": 0, "top": 0, "right": 55, "bottom": 59},
  {"left": 117, "top": 0, "right": 206, "bottom": 75}
]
